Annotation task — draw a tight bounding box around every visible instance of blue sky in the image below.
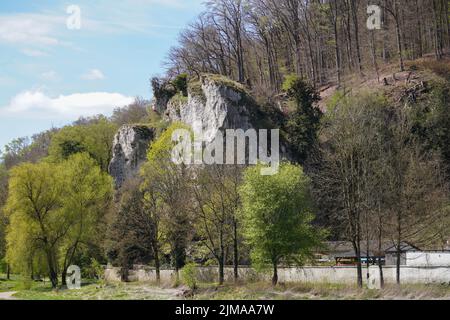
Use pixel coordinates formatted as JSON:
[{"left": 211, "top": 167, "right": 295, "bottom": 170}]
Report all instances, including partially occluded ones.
[{"left": 0, "top": 0, "right": 205, "bottom": 153}]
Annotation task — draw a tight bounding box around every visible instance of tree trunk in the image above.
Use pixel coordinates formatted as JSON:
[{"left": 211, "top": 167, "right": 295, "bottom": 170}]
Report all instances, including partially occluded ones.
[
  {"left": 45, "top": 249, "right": 58, "bottom": 288},
  {"left": 352, "top": 240, "right": 363, "bottom": 288},
  {"left": 370, "top": 30, "right": 380, "bottom": 83},
  {"left": 6, "top": 264, "right": 10, "bottom": 280},
  {"left": 331, "top": 0, "right": 341, "bottom": 87},
  {"left": 378, "top": 257, "right": 385, "bottom": 289},
  {"left": 218, "top": 256, "right": 225, "bottom": 285},
  {"left": 233, "top": 219, "right": 239, "bottom": 282},
  {"left": 393, "top": 1, "right": 405, "bottom": 71},
  {"left": 377, "top": 212, "right": 385, "bottom": 288},
  {"left": 415, "top": 0, "right": 423, "bottom": 57},
  {"left": 272, "top": 261, "right": 278, "bottom": 286},
  {"left": 49, "top": 267, "right": 58, "bottom": 289},
  {"left": 396, "top": 248, "right": 401, "bottom": 285},
  {"left": 154, "top": 245, "right": 161, "bottom": 284},
  {"left": 396, "top": 211, "right": 402, "bottom": 285},
  {"left": 350, "top": 0, "right": 363, "bottom": 75},
  {"left": 61, "top": 268, "right": 67, "bottom": 287}
]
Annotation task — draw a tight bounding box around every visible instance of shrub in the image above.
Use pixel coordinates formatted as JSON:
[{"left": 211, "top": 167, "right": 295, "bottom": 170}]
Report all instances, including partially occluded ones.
[
  {"left": 181, "top": 263, "right": 198, "bottom": 290},
  {"left": 172, "top": 73, "right": 188, "bottom": 96},
  {"left": 86, "top": 258, "right": 105, "bottom": 282}
]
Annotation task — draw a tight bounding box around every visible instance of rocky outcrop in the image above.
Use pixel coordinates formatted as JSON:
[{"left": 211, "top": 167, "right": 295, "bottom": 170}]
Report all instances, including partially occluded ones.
[
  {"left": 109, "top": 125, "right": 154, "bottom": 188},
  {"left": 164, "top": 75, "right": 260, "bottom": 143}
]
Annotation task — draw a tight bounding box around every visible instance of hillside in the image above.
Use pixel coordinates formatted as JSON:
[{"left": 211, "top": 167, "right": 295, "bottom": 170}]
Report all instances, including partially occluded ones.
[{"left": 318, "top": 54, "right": 450, "bottom": 111}]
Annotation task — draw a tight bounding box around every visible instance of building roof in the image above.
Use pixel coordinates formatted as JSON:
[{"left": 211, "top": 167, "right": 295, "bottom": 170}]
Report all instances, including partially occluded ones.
[{"left": 320, "top": 241, "right": 421, "bottom": 258}]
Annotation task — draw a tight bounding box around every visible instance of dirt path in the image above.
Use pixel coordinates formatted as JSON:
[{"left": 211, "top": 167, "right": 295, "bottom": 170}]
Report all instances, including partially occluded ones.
[{"left": 0, "top": 292, "right": 18, "bottom": 300}]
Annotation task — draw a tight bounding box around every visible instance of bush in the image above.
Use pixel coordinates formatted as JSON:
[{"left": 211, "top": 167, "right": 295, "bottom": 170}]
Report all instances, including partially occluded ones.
[
  {"left": 86, "top": 258, "right": 104, "bottom": 281},
  {"left": 172, "top": 73, "right": 188, "bottom": 96},
  {"left": 181, "top": 263, "right": 198, "bottom": 290}
]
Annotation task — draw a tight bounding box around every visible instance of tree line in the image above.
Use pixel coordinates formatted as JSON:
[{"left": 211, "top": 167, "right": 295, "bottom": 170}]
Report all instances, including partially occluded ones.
[
  {"left": 166, "top": 0, "right": 449, "bottom": 91},
  {"left": 1, "top": 61, "right": 450, "bottom": 288},
  {"left": 1, "top": 0, "right": 450, "bottom": 289}
]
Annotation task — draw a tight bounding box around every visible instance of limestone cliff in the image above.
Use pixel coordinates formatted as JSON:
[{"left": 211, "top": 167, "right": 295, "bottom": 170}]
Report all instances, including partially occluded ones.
[
  {"left": 161, "top": 74, "right": 290, "bottom": 157},
  {"left": 163, "top": 74, "right": 268, "bottom": 143},
  {"left": 109, "top": 125, "right": 154, "bottom": 188},
  {"left": 109, "top": 74, "right": 289, "bottom": 187}
]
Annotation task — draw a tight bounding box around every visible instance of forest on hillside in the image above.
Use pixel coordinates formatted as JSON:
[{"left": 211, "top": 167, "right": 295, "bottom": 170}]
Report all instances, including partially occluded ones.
[
  {"left": 165, "top": 0, "right": 450, "bottom": 90},
  {"left": 0, "top": 0, "right": 450, "bottom": 290}
]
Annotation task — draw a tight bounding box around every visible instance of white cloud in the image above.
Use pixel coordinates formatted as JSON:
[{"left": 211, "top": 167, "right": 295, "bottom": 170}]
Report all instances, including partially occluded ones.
[
  {"left": 81, "top": 69, "right": 105, "bottom": 80},
  {"left": 1, "top": 90, "right": 134, "bottom": 120},
  {"left": 0, "top": 14, "right": 62, "bottom": 46}
]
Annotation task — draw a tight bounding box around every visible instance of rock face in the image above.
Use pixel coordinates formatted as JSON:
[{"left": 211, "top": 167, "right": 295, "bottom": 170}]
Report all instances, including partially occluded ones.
[
  {"left": 164, "top": 75, "right": 257, "bottom": 143},
  {"left": 109, "top": 125, "right": 154, "bottom": 188}
]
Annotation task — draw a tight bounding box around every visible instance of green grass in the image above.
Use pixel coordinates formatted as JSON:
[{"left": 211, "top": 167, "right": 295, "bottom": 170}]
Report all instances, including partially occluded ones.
[{"left": 1, "top": 274, "right": 449, "bottom": 300}]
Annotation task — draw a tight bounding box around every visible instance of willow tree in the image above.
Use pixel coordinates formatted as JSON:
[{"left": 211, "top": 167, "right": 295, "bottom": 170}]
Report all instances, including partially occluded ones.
[
  {"left": 5, "top": 154, "right": 112, "bottom": 288},
  {"left": 58, "top": 153, "right": 113, "bottom": 285},
  {"left": 6, "top": 162, "right": 63, "bottom": 287}
]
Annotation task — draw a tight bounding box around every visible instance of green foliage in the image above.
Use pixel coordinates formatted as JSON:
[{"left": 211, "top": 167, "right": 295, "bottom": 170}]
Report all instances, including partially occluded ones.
[
  {"left": 58, "top": 153, "right": 113, "bottom": 277},
  {"left": 326, "top": 90, "right": 347, "bottom": 111},
  {"left": 283, "top": 75, "right": 322, "bottom": 163},
  {"left": 5, "top": 153, "right": 112, "bottom": 286},
  {"left": 47, "top": 118, "right": 118, "bottom": 171},
  {"left": 85, "top": 258, "right": 105, "bottom": 281},
  {"left": 0, "top": 164, "right": 7, "bottom": 261},
  {"left": 106, "top": 178, "right": 154, "bottom": 281},
  {"left": 240, "top": 162, "right": 325, "bottom": 272},
  {"left": 141, "top": 123, "right": 193, "bottom": 273},
  {"left": 410, "top": 81, "right": 450, "bottom": 177},
  {"left": 146, "top": 122, "right": 192, "bottom": 162},
  {"left": 181, "top": 262, "right": 198, "bottom": 290},
  {"left": 172, "top": 73, "right": 188, "bottom": 96}
]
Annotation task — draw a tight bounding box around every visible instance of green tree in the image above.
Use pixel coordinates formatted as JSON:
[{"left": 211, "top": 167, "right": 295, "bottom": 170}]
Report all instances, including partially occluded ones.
[
  {"left": 58, "top": 153, "right": 113, "bottom": 285},
  {"left": 5, "top": 154, "right": 112, "bottom": 288},
  {"left": 410, "top": 81, "right": 450, "bottom": 178},
  {"left": 106, "top": 178, "right": 154, "bottom": 282},
  {"left": 0, "top": 163, "right": 8, "bottom": 275},
  {"left": 240, "top": 162, "right": 324, "bottom": 286},
  {"left": 48, "top": 118, "right": 118, "bottom": 171},
  {"left": 283, "top": 75, "right": 322, "bottom": 164},
  {"left": 172, "top": 73, "right": 188, "bottom": 96},
  {"left": 192, "top": 165, "right": 242, "bottom": 285},
  {"left": 5, "top": 162, "right": 64, "bottom": 287},
  {"left": 141, "top": 123, "right": 193, "bottom": 281}
]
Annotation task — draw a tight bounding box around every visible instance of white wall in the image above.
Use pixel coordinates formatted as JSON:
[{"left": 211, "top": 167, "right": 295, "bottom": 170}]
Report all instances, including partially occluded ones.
[
  {"left": 406, "top": 252, "right": 450, "bottom": 267},
  {"left": 104, "top": 265, "right": 450, "bottom": 286}
]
